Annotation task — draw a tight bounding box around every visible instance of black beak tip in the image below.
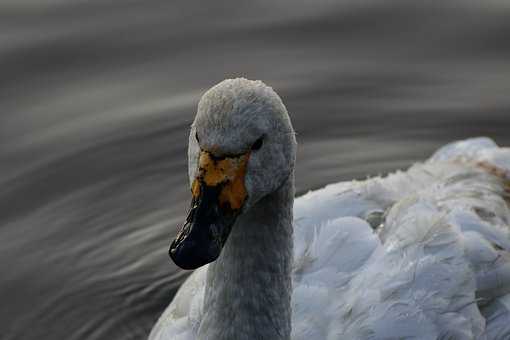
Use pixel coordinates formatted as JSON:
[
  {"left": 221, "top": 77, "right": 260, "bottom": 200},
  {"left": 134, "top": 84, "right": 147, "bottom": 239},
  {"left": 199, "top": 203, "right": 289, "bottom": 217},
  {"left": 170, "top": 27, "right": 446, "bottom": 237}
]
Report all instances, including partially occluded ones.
[{"left": 169, "top": 240, "right": 219, "bottom": 270}]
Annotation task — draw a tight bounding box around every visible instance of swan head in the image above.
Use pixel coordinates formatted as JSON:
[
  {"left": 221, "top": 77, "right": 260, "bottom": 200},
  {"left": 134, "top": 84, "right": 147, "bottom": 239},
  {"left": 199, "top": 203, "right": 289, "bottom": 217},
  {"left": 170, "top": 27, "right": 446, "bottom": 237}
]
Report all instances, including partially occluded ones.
[{"left": 170, "top": 78, "right": 296, "bottom": 270}]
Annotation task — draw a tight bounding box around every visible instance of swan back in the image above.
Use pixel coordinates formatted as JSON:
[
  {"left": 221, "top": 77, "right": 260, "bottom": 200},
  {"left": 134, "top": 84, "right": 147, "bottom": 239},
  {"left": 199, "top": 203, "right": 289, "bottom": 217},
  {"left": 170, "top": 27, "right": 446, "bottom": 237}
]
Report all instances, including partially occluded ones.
[{"left": 291, "top": 137, "right": 510, "bottom": 339}]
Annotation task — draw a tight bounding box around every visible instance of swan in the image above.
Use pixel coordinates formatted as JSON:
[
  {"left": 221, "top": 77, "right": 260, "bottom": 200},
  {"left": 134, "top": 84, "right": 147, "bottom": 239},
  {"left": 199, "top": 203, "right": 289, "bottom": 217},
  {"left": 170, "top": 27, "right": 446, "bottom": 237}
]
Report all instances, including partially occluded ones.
[{"left": 149, "top": 78, "right": 510, "bottom": 340}]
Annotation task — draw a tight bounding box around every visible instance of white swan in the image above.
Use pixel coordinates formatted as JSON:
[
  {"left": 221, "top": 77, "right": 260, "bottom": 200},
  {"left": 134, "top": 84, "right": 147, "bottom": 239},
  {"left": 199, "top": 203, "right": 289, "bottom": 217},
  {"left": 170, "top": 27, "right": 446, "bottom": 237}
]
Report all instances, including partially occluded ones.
[{"left": 149, "top": 78, "right": 510, "bottom": 340}]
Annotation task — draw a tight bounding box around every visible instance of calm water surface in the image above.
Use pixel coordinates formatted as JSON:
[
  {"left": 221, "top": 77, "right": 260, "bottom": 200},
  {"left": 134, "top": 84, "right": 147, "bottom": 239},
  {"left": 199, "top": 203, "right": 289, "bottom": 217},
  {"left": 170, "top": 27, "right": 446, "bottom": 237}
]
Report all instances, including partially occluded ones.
[{"left": 1, "top": 1, "right": 509, "bottom": 339}]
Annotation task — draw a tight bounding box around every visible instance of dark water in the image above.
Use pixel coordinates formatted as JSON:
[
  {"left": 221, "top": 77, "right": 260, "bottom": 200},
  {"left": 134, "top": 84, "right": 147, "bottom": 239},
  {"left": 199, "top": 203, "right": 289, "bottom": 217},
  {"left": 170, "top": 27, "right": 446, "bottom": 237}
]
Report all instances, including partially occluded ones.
[{"left": 1, "top": 1, "right": 509, "bottom": 339}]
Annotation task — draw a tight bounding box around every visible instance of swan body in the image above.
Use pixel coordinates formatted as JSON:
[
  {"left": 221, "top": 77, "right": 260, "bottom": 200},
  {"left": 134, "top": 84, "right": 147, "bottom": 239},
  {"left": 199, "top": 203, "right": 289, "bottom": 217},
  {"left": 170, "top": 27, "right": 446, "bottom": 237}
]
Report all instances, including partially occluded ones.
[{"left": 150, "top": 78, "right": 510, "bottom": 340}]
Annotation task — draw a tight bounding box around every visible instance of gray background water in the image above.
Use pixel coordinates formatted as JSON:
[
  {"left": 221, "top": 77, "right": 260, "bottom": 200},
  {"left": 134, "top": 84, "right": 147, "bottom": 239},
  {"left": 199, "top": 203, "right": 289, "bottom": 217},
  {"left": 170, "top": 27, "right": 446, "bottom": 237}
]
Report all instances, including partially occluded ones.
[{"left": 1, "top": 1, "right": 509, "bottom": 339}]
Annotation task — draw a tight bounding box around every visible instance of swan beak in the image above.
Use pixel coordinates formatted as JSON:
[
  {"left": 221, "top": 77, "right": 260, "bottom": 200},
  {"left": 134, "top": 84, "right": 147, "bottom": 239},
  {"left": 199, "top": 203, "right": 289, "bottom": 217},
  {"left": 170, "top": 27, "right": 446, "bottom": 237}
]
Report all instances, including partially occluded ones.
[{"left": 169, "top": 150, "right": 250, "bottom": 270}]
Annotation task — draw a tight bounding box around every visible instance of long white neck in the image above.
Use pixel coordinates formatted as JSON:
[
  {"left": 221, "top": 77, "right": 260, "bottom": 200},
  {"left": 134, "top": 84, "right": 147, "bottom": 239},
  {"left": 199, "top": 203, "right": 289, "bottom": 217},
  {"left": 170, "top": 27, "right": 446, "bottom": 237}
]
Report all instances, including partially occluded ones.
[{"left": 198, "top": 173, "right": 294, "bottom": 340}]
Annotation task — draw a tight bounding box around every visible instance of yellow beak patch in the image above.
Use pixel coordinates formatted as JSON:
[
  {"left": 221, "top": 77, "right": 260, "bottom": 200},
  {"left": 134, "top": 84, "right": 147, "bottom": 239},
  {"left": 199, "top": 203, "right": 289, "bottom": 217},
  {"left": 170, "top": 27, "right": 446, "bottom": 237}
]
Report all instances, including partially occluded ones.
[{"left": 191, "top": 150, "right": 250, "bottom": 210}]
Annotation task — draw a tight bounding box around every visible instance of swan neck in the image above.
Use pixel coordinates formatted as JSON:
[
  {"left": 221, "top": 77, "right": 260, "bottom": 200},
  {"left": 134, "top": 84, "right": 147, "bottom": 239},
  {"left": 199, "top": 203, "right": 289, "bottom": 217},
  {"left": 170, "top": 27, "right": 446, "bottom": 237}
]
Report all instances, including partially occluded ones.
[{"left": 200, "top": 173, "right": 294, "bottom": 340}]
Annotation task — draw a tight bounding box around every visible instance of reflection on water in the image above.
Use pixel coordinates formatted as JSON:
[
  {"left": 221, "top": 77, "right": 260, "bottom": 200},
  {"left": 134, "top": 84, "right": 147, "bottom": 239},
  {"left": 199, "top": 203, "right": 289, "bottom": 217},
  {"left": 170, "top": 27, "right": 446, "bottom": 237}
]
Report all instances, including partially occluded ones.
[{"left": 1, "top": 1, "right": 509, "bottom": 339}]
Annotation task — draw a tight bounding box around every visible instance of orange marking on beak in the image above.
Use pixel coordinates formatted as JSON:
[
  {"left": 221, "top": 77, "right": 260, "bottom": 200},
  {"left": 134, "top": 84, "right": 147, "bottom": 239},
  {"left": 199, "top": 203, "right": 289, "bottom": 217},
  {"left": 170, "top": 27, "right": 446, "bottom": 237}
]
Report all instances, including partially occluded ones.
[
  {"left": 192, "top": 150, "right": 250, "bottom": 210},
  {"left": 191, "top": 178, "right": 201, "bottom": 198}
]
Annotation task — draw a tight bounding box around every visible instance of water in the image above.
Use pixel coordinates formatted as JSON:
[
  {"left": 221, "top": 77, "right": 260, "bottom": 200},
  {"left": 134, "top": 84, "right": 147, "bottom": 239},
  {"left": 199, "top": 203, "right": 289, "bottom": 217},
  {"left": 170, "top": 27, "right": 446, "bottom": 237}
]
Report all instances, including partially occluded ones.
[{"left": 1, "top": 1, "right": 509, "bottom": 339}]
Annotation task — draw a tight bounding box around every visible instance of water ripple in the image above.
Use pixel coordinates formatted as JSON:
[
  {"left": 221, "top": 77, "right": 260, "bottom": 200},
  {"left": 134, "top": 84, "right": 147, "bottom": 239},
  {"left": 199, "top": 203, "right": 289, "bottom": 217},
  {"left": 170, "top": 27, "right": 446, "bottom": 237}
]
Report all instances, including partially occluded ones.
[{"left": 1, "top": 1, "right": 510, "bottom": 339}]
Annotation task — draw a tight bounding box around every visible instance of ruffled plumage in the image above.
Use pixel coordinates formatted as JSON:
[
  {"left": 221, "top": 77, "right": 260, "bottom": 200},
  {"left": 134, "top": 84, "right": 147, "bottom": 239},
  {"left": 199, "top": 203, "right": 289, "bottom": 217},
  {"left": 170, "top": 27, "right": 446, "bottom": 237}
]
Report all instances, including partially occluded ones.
[{"left": 150, "top": 137, "right": 510, "bottom": 340}]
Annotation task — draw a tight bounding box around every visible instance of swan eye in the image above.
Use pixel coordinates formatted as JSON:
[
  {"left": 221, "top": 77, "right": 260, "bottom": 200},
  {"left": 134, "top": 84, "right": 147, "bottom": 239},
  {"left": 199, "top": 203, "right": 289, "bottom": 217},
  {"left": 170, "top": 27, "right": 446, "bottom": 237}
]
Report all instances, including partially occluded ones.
[{"left": 251, "top": 136, "right": 264, "bottom": 151}]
